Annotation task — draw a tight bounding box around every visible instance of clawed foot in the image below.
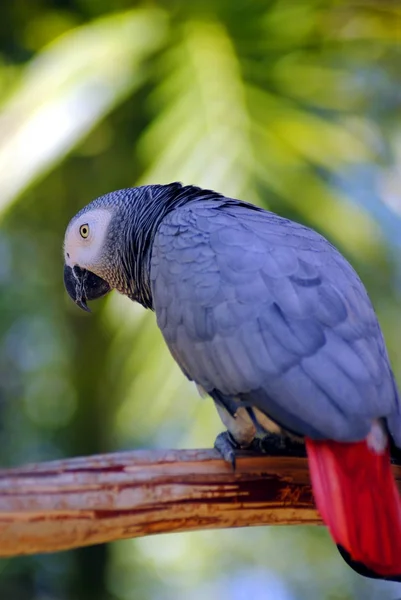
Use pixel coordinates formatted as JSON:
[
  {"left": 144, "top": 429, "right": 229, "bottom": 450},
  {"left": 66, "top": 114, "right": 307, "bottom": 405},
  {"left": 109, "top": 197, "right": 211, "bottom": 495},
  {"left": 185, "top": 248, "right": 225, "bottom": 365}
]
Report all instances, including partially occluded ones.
[
  {"left": 257, "top": 432, "right": 306, "bottom": 458},
  {"left": 214, "top": 431, "right": 240, "bottom": 469},
  {"left": 214, "top": 430, "right": 306, "bottom": 469}
]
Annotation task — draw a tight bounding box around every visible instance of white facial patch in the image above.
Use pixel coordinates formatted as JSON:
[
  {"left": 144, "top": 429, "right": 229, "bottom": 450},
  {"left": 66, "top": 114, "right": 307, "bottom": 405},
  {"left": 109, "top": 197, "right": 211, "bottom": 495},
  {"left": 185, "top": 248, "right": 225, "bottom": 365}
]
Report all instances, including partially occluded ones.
[{"left": 64, "top": 208, "right": 113, "bottom": 272}]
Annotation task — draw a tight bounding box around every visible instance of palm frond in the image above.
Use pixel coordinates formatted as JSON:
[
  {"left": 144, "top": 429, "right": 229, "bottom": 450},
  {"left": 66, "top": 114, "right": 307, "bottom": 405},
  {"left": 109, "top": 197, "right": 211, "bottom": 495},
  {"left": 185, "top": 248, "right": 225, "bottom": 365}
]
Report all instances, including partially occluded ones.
[{"left": 0, "top": 8, "right": 167, "bottom": 216}]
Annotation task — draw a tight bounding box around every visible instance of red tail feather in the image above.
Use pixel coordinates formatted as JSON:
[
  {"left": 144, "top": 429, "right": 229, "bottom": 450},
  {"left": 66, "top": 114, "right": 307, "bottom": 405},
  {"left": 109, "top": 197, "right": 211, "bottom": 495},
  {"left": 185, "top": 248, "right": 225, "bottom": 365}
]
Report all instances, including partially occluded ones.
[{"left": 306, "top": 437, "right": 401, "bottom": 579}]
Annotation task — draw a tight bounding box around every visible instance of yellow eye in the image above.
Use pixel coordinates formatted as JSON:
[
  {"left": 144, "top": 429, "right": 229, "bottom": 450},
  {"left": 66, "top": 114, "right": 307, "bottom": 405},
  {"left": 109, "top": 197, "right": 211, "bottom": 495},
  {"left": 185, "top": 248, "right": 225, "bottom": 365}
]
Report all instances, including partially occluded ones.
[{"left": 79, "top": 224, "right": 89, "bottom": 239}]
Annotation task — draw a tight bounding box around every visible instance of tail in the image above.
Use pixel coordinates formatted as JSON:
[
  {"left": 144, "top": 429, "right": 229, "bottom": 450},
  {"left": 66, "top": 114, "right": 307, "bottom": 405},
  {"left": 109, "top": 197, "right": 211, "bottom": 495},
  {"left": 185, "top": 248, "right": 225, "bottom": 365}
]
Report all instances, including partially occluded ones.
[{"left": 305, "top": 434, "right": 401, "bottom": 580}]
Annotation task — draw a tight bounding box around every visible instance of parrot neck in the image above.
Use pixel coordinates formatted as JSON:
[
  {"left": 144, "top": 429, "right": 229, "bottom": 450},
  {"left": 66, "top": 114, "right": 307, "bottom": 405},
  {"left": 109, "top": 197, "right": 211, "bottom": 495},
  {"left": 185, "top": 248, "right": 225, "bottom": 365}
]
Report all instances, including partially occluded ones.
[{"left": 120, "top": 183, "right": 222, "bottom": 309}]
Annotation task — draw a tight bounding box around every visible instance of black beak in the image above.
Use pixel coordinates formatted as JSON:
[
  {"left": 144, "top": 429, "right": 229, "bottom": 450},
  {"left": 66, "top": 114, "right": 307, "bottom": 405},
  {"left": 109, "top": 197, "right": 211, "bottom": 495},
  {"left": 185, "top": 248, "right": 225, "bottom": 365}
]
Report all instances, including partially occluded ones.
[{"left": 64, "top": 265, "right": 111, "bottom": 312}]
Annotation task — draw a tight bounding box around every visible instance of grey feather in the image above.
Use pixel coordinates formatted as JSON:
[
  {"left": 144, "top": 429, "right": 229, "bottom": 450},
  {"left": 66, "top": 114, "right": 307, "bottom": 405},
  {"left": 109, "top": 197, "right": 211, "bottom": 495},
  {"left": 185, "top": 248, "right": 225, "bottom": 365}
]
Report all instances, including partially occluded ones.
[
  {"left": 150, "top": 196, "right": 401, "bottom": 442},
  {"left": 68, "top": 182, "right": 400, "bottom": 445}
]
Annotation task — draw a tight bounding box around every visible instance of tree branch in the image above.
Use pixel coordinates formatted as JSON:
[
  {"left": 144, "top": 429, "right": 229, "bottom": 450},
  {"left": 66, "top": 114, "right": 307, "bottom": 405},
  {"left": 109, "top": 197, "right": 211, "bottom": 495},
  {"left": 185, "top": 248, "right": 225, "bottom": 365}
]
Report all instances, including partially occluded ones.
[{"left": 1, "top": 448, "right": 400, "bottom": 557}]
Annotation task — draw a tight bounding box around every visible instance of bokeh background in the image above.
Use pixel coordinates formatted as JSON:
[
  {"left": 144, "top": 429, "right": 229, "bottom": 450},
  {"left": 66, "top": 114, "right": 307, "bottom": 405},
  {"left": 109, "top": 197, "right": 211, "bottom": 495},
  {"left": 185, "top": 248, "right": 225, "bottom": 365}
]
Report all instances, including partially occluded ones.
[{"left": 0, "top": 1, "right": 400, "bottom": 599}]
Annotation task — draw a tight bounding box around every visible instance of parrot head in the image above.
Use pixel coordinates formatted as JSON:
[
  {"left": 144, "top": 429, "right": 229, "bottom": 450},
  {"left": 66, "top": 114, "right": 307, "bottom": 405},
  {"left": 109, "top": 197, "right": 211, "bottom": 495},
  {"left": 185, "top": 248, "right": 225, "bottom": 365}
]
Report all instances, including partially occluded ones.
[
  {"left": 63, "top": 205, "right": 113, "bottom": 312},
  {"left": 63, "top": 189, "right": 138, "bottom": 311},
  {"left": 63, "top": 183, "right": 193, "bottom": 311}
]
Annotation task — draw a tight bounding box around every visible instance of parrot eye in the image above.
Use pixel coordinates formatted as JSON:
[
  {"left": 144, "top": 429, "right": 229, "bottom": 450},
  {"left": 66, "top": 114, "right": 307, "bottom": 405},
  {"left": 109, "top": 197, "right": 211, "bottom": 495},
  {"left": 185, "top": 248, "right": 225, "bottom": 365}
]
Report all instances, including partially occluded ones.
[{"left": 79, "top": 224, "right": 90, "bottom": 239}]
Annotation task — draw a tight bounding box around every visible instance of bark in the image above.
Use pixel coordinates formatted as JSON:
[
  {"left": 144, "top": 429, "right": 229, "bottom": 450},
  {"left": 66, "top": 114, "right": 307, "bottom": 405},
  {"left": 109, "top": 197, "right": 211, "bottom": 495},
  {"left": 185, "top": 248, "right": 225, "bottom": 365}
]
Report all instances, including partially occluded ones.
[{"left": 0, "top": 448, "right": 400, "bottom": 557}]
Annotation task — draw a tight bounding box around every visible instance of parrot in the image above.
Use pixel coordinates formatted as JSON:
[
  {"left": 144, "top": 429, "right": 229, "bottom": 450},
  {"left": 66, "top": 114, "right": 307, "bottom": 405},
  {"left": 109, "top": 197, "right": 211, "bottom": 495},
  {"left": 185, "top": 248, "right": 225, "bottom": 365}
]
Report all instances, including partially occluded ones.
[{"left": 63, "top": 182, "right": 401, "bottom": 580}]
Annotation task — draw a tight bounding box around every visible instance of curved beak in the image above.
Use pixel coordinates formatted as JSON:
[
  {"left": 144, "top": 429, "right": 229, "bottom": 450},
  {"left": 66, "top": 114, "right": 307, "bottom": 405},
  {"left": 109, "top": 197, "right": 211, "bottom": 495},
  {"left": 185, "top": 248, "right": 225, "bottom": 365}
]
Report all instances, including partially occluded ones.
[{"left": 64, "top": 265, "right": 111, "bottom": 312}]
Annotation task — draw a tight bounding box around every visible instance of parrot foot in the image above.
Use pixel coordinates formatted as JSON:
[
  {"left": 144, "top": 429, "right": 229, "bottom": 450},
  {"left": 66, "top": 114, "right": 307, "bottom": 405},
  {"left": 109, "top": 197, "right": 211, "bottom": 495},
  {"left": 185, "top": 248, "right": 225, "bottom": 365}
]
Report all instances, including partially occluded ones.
[
  {"left": 214, "top": 431, "right": 240, "bottom": 470},
  {"left": 256, "top": 432, "right": 306, "bottom": 458},
  {"left": 214, "top": 431, "right": 306, "bottom": 470}
]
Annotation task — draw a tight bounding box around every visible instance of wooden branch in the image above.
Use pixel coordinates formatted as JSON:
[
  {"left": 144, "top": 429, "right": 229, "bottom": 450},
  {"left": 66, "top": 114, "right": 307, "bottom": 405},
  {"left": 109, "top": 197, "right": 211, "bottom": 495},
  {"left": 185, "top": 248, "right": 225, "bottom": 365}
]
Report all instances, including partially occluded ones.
[{"left": 0, "top": 448, "right": 400, "bottom": 557}]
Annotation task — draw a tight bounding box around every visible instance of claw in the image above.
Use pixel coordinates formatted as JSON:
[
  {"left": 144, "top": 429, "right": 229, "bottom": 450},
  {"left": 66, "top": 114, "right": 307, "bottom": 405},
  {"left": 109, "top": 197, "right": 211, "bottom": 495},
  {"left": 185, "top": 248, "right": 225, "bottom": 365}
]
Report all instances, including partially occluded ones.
[{"left": 214, "top": 431, "right": 240, "bottom": 470}]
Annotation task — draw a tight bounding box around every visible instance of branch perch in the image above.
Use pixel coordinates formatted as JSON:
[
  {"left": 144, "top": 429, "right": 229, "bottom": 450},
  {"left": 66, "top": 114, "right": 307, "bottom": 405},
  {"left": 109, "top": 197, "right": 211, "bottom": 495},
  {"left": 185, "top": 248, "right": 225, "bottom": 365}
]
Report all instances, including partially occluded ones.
[{"left": 1, "top": 448, "right": 401, "bottom": 557}]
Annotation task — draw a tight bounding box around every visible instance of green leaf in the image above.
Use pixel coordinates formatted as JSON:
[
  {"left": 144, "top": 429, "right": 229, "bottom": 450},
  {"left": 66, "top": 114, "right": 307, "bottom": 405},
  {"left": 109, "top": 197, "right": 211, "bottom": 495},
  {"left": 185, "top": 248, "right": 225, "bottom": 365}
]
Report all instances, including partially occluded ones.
[{"left": 0, "top": 8, "right": 167, "bottom": 217}]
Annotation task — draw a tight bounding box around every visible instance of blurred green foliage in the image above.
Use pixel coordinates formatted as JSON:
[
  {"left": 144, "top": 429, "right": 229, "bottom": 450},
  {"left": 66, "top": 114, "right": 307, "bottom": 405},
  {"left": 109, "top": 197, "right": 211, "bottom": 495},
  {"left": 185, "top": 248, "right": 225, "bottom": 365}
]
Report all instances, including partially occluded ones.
[{"left": 0, "top": 1, "right": 401, "bottom": 599}]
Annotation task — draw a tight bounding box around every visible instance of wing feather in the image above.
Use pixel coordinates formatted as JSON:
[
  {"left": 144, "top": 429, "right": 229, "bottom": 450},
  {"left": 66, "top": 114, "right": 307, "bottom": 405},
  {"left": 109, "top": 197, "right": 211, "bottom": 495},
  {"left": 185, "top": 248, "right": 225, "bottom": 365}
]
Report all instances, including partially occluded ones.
[{"left": 151, "top": 199, "right": 399, "bottom": 441}]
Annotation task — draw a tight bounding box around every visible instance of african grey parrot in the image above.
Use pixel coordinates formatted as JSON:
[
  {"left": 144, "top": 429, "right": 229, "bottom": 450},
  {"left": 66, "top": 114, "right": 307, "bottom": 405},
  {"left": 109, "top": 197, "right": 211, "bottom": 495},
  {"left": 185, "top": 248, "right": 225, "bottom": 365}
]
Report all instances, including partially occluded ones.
[{"left": 63, "top": 183, "right": 401, "bottom": 580}]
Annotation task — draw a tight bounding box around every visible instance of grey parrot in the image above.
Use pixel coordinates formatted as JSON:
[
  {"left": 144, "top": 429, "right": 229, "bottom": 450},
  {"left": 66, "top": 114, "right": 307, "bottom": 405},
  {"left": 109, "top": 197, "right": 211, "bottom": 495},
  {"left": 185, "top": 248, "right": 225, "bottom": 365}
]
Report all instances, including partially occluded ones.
[{"left": 63, "top": 183, "right": 401, "bottom": 580}]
